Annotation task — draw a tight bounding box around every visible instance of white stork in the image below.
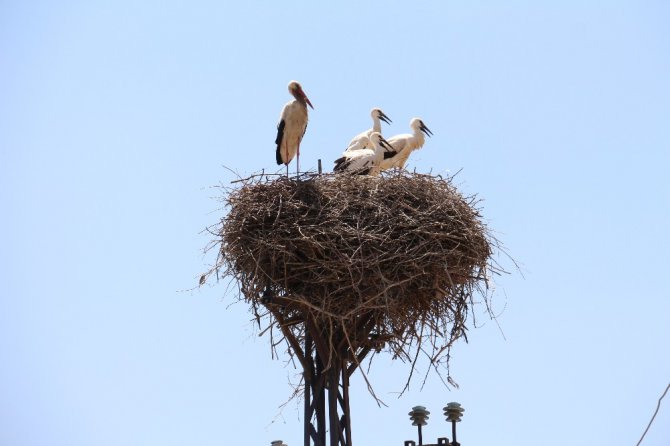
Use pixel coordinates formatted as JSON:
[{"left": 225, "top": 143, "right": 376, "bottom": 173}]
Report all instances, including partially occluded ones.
[
  {"left": 275, "top": 80, "right": 313, "bottom": 176},
  {"left": 333, "top": 132, "right": 394, "bottom": 176},
  {"left": 344, "top": 108, "right": 392, "bottom": 152},
  {"left": 379, "top": 117, "right": 433, "bottom": 171}
]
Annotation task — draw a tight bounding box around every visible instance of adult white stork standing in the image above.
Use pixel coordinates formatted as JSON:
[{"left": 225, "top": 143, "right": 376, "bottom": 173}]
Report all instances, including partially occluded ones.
[
  {"left": 379, "top": 117, "right": 433, "bottom": 171},
  {"left": 333, "top": 132, "right": 394, "bottom": 176},
  {"left": 275, "top": 80, "right": 314, "bottom": 176},
  {"left": 344, "top": 108, "right": 392, "bottom": 152}
]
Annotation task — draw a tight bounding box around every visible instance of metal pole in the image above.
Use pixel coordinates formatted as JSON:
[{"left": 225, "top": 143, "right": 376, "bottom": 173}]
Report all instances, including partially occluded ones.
[
  {"left": 316, "top": 355, "right": 326, "bottom": 446},
  {"left": 342, "top": 364, "right": 352, "bottom": 446},
  {"left": 304, "top": 334, "right": 313, "bottom": 446}
]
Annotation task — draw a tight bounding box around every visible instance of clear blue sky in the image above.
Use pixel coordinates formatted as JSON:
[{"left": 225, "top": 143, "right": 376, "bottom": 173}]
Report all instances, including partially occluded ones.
[{"left": 2, "top": 1, "right": 669, "bottom": 445}]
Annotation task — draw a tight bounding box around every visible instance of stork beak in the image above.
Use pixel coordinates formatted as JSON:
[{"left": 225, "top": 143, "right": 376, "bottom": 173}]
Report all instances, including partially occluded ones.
[
  {"left": 420, "top": 123, "right": 433, "bottom": 137},
  {"left": 301, "top": 89, "right": 314, "bottom": 109},
  {"left": 380, "top": 137, "right": 394, "bottom": 152},
  {"left": 379, "top": 112, "right": 392, "bottom": 125}
]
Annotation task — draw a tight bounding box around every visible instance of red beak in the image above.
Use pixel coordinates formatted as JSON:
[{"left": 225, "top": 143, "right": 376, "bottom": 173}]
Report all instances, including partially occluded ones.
[{"left": 301, "top": 89, "right": 314, "bottom": 109}]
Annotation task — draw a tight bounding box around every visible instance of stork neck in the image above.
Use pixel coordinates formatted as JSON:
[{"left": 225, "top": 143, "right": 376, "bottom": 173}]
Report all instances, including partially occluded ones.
[
  {"left": 295, "top": 96, "right": 308, "bottom": 108},
  {"left": 373, "top": 143, "right": 385, "bottom": 161},
  {"left": 372, "top": 117, "right": 382, "bottom": 134},
  {"left": 413, "top": 129, "right": 426, "bottom": 145}
]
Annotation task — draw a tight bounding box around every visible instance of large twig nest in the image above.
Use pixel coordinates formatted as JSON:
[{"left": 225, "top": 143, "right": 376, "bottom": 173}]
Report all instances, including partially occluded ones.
[{"left": 204, "top": 170, "right": 501, "bottom": 388}]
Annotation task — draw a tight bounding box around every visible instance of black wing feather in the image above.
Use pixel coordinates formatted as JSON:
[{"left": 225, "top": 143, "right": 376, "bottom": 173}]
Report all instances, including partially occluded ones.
[
  {"left": 275, "top": 120, "right": 286, "bottom": 165},
  {"left": 333, "top": 156, "right": 349, "bottom": 172},
  {"left": 334, "top": 156, "right": 372, "bottom": 175}
]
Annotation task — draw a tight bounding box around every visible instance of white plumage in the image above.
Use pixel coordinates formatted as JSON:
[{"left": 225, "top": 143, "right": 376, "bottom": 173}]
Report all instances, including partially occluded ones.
[
  {"left": 275, "top": 80, "right": 313, "bottom": 175},
  {"left": 345, "top": 108, "right": 392, "bottom": 152},
  {"left": 379, "top": 117, "right": 433, "bottom": 171},
  {"left": 334, "top": 132, "right": 394, "bottom": 176}
]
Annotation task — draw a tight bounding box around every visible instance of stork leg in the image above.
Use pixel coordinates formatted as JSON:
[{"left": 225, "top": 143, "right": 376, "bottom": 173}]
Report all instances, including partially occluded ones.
[
  {"left": 284, "top": 146, "right": 290, "bottom": 178},
  {"left": 296, "top": 145, "right": 300, "bottom": 177}
]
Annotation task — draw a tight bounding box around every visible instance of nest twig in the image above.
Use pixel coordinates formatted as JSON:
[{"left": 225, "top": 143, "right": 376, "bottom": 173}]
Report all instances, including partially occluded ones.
[{"left": 202, "top": 170, "right": 503, "bottom": 396}]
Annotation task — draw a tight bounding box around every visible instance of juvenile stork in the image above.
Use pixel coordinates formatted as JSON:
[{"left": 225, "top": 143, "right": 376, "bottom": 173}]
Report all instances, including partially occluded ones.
[
  {"left": 379, "top": 117, "right": 433, "bottom": 171},
  {"left": 334, "top": 132, "right": 394, "bottom": 176},
  {"left": 345, "top": 108, "right": 392, "bottom": 152},
  {"left": 275, "top": 80, "right": 313, "bottom": 176}
]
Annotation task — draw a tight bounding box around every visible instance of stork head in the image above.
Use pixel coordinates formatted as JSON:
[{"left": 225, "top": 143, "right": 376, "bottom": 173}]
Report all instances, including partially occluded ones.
[
  {"left": 369, "top": 132, "right": 394, "bottom": 152},
  {"left": 288, "top": 80, "right": 314, "bottom": 109},
  {"left": 410, "top": 118, "right": 433, "bottom": 137},
  {"left": 371, "top": 108, "right": 392, "bottom": 125}
]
